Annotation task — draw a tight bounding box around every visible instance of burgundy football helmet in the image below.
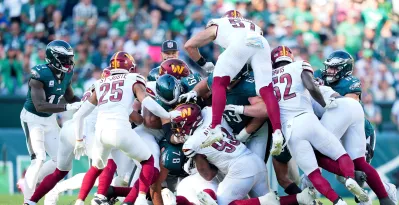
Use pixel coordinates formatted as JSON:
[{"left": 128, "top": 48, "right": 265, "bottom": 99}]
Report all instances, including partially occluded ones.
[
  {"left": 224, "top": 10, "right": 242, "bottom": 18},
  {"left": 271, "top": 46, "right": 294, "bottom": 68},
  {"left": 109, "top": 51, "right": 137, "bottom": 74},
  {"left": 172, "top": 103, "right": 203, "bottom": 137},
  {"left": 159, "top": 58, "right": 190, "bottom": 79}
]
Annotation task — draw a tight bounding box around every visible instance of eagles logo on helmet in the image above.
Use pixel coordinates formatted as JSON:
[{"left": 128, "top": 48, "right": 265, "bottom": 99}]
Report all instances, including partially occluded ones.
[{"left": 109, "top": 51, "right": 136, "bottom": 74}]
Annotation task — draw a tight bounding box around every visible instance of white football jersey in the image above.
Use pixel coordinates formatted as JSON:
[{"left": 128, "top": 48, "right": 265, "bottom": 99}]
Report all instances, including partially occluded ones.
[
  {"left": 95, "top": 73, "right": 146, "bottom": 129},
  {"left": 183, "top": 107, "right": 251, "bottom": 175},
  {"left": 272, "top": 60, "right": 314, "bottom": 123},
  {"left": 311, "top": 85, "right": 337, "bottom": 118},
  {"left": 207, "top": 17, "right": 263, "bottom": 49},
  {"left": 146, "top": 81, "right": 157, "bottom": 98}
]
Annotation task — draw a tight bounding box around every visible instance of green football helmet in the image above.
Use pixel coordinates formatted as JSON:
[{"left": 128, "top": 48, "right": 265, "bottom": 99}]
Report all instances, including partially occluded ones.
[
  {"left": 45, "top": 40, "right": 74, "bottom": 73},
  {"left": 322, "top": 50, "right": 354, "bottom": 84},
  {"left": 156, "top": 74, "right": 181, "bottom": 105},
  {"left": 148, "top": 67, "right": 160, "bottom": 82}
]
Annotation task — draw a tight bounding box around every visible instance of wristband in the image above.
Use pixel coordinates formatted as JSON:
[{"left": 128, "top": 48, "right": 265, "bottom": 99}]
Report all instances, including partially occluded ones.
[{"left": 196, "top": 56, "right": 207, "bottom": 66}]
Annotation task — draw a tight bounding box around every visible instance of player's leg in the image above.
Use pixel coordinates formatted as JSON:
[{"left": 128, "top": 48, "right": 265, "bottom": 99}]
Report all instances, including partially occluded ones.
[
  {"left": 245, "top": 122, "right": 268, "bottom": 160},
  {"left": 250, "top": 39, "right": 281, "bottom": 134},
  {"left": 319, "top": 98, "right": 353, "bottom": 140},
  {"left": 215, "top": 175, "right": 255, "bottom": 205},
  {"left": 211, "top": 40, "right": 256, "bottom": 129}
]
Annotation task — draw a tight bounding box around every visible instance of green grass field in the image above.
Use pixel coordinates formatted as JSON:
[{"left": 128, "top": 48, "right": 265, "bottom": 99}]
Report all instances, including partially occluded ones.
[{"left": 0, "top": 195, "right": 382, "bottom": 205}]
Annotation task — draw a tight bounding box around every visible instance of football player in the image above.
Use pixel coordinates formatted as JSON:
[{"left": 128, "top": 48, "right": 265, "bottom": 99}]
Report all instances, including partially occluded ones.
[
  {"left": 21, "top": 40, "right": 82, "bottom": 204},
  {"left": 184, "top": 10, "right": 283, "bottom": 154},
  {"left": 72, "top": 51, "right": 181, "bottom": 205},
  {"left": 177, "top": 103, "right": 317, "bottom": 205},
  {"left": 270, "top": 45, "right": 368, "bottom": 205}
]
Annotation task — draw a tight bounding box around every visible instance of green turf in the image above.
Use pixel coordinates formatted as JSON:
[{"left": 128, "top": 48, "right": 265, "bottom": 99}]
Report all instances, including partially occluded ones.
[{"left": 0, "top": 195, "right": 383, "bottom": 205}]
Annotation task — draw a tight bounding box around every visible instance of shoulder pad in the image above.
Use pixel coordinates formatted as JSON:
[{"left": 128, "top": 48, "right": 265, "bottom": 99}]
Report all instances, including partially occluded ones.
[
  {"left": 127, "top": 73, "right": 147, "bottom": 86},
  {"left": 206, "top": 19, "right": 219, "bottom": 28},
  {"left": 302, "top": 60, "right": 313, "bottom": 73},
  {"left": 30, "top": 64, "right": 48, "bottom": 80}
]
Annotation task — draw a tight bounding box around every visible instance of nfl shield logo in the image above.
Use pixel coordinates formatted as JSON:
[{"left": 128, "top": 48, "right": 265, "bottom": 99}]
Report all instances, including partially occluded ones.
[
  {"left": 167, "top": 42, "right": 174, "bottom": 48},
  {"left": 49, "top": 80, "right": 54, "bottom": 87}
]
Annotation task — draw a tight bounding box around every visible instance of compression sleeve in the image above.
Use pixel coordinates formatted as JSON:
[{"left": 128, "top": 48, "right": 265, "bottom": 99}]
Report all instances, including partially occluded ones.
[
  {"left": 162, "top": 123, "right": 173, "bottom": 144},
  {"left": 142, "top": 96, "right": 170, "bottom": 119},
  {"left": 72, "top": 101, "right": 96, "bottom": 141}
]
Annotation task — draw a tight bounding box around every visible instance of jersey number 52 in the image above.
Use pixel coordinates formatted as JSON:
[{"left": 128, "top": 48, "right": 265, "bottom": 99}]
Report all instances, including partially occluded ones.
[{"left": 273, "top": 74, "right": 296, "bottom": 101}]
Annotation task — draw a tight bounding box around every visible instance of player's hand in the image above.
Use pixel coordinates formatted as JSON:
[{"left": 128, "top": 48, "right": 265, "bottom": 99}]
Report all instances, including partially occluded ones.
[
  {"left": 169, "top": 110, "right": 182, "bottom": 120},
  {"left": 73, "top": 140, "right": 86, "bottom": 160},
  {"left": 324, "top": 98, "right": 338, "bottom": 109},
  {"left": 66, "top": 101, "right": 83, "bottom": 111},
  {"left": 200, "top": 125, "right": 223, "bottom": 148},
  {"left": 224, "top": 105, "right": 244, "bottom": 115},
  {"left": 178, "top": 90, "right": 197, "bottom": 103},
  {"left": 201, "top": 62, "right": 215, "bottom": 73},
  {"left": 235, "top": 128, "right": 251, "bottom": 142},
  {"left": 271, "top": 129, "right": 284, "bottom": 156}
]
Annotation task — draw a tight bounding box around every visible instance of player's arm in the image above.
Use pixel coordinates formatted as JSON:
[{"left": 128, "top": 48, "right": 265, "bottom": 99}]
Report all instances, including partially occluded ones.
[
  {"left": 193, "top": 154, "right": 218, "bottom": 181},
  {"left": 224, "top": 96, "right": 268, "bottom": 118},
  {"left": 64, "top": 84, "right": 81, "bottom": 103},
  {"left": 236, "top": 117, "right": 267, "bottom": 142},
  {"left": 72, "top": 92, "right": 97, "bottom": 141},
  {"left": 301, "top": 70, "right": 326, "bottom": 107},
  {"left": 194, "top": 77, "right": 211, "bottom": 99},
  {"left": 129, "top": 111, "right": 143, "bottom": 125},
  {"left": 184, "top": 26, "right": 217, "bottom": 62},
  {"left": 30, "top": 79, "right": 70, "bottom": 113}
]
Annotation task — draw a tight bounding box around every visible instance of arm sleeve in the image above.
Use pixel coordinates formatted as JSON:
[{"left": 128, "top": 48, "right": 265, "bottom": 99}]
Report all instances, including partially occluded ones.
[
  {"left": 162, "top": 123, "right": 173, "bottom": 144},
  {"left": 142, "top": 96, "right": 170, "bottom": 119},
  {"left": 72, "top": 101, "right": 96, "bottom": 140}
]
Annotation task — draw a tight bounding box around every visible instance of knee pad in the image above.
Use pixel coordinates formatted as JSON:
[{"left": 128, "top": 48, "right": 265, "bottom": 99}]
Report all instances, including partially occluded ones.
[{"left": 161, "top": 143, "right": 186, "bottom": 176}]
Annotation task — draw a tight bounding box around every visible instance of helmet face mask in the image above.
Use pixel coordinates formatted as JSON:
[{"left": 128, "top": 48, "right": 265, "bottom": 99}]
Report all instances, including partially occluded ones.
[
  {"left": 172, "top": 103, "right": 203, "bottom": 138},
  {"left": 46, "top": 40, "right": 75, "bottom": 73},
  {"left": 322, "top": 50, "right": 354, "bottom": 84}
]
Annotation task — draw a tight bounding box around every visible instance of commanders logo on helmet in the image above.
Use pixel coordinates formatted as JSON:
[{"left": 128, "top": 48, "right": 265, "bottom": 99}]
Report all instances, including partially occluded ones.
[
  {"left": 159, "top": 58, "right": 190, "bottom": 79},
  {"left": 271, "top": 46, "right": 294, "bottom": 68},
  {"left": 224, "top": 10, "right": 242, "bottom": 18},
  {"left": 172, "top": 103, "right": 203, "bottom": 137},
  {"left": 109, "top": 51, "right": 136, "bottom": 74}
]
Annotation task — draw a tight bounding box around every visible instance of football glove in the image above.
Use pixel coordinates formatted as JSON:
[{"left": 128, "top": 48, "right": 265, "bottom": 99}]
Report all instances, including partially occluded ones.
[
  {"left": 225, "top": 105, "right": 244, "bottom": 115},
  {"left": 201, "top": 62, "right": 215, "bottom": 73},
  {"left": 200, "top": 125, "right": 223, "bottom": 148},
  {"left": 178, "top": 90, "right": 198, "bottom": 103},
  {"left": 235, "top": 128, "right": 251, "bottom": 142},
  {"left": 66, "top": 101, "right": 83, "bottom": 111},
  {"left": 324, "top": 97, "right": 338, "bottom": 109},
  {"left": 183, "top": 157, "right": 198, "bottom": 175},
  {"left": 73, "top": 140, "right": 86, "bottom": 160},
  {"left": 271, "top": 129, "right": 284, "bottom": 156}
]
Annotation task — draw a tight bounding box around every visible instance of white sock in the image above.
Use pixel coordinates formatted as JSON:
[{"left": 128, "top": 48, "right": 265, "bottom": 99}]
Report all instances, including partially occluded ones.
[
  {"left": 37, "top": 160, "right": 56, "bottom": 183},
  {"left": 23, "top": 159, "right": 44, "bottom": 199},
  {"left": 56, "top": 173, "right": 86, "bottom": 193}
]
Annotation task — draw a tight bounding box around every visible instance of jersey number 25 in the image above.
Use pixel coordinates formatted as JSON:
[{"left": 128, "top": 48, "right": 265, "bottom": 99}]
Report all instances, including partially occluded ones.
[
  {"left": 98, "top": 80, "right": 124, "bottom": 105},
  {"left": 273, "top": 74, "right": 296, "bottom": 101}
]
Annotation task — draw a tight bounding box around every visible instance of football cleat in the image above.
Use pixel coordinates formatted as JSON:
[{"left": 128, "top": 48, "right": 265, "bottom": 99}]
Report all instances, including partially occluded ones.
[
  {"left": 334, "top": 198, "right": 348, "bottom": 205},
  {"left": 44, "top": 186, "right": 60, "bottom": 205},
  {"left": 74, "top": 199, "right": 84, "bottom": 205},
  {"left": 134, "top": 195, "right": 149, "bottom": 205},
  {"left": 200, "top": 125, "right": 223, "bottom": 148},
  {"left": 197, "top": 190, "right": 218, "bottom": 205},
  {"left": 297, "top": 187, "right": 318, "bottom": 205},
  {"left": 385, "top": 182, "right": 398, "bottom": 205},
  {"left": 345, "top": 178, "right": 369, "bottom": 202},
  {"left": 271, "top": 129, "right": 284, "bottom": 156},
  {"left": 91, "top": 193, "right": 111, "bottom": 205},
  {"left": 259, "top": 191, "right": 280, "bottom": 205},
  {"left": 161, "top": 188, "right": 177, "bottom": 205},
  {"left": 23, "top": 200, "right": 36, "bottom": 205}
]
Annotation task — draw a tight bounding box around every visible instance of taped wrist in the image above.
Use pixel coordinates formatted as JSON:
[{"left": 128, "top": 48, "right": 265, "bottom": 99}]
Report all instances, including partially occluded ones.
[{"left": 196, "top": 56, "right": 207, "bottom": 66}]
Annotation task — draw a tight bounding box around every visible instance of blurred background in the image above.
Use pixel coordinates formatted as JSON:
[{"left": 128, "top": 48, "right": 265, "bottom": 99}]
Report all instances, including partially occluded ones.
[{"left": 0, "top": 0, "right": 397, "bottom": 198}]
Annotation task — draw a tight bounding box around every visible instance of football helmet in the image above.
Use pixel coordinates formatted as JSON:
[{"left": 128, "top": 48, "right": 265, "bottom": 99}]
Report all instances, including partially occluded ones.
[
  {"left": 159, "top": 58, "right": 190, "bottom": 80},
  {"left": 45, "top": 40, "right": 74, "bottom": 73},
  {"left": 172, "top": 103, "right": 203, "bottom": 137},
  {"left": 224, "top": 10, "right": 242, "bottom": 18},
  {"left": 271, "top": 46, "right": 294, "bottom": 68},
  {"left": 147, "top": 67, "right": 160, "bottom": 82},
  {"left": 322, "top": 50, "right": 354, "bottom": 84},
  {"left": 109, "top": 51, "right": 136, "bottom": 74},
  {"left": 156, "top": 74, "right": 182, "bottom": 105}
]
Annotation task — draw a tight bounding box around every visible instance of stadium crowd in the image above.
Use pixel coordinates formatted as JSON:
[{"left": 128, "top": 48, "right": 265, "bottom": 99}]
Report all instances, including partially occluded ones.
[{"left": 0, "top": 0, "right": 397, "bottom": 128}]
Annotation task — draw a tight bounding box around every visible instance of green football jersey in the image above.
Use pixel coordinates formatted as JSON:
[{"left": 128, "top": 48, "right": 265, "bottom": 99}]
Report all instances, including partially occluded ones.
[
  {"left": 147, "top": 66, "right": 160, "bottom": 82},
  {"left": 314, "top": 70, "right": 374, "bottom": 138},
  {"left": 208, "top": 71, "right": 256, "bottom": 134},
  {"left": 180, "top": 73, "right": 202, "bottom": 93},
  {"left": 24, "top": 64, "right": 73, "bottom": 117}
]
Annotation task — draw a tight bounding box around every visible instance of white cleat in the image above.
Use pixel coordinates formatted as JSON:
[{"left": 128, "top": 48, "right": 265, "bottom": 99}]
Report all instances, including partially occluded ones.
[
  {"left": 384, "top": 182, "right": 398, "bottom": 205},
  {"left": 271, "top": 129, "right": 284, "bottom": 156},
  {"left": 134, "top": 195, "right": 149, "bottom": 205},
  {"left": 200, "top": 125, "right": 223, "bottom": 148},
  {"left": 259, "top": 191, "right": 280, "bottom": 205},
  {"left": 334, "top": 198, "right": 348, "bottom": 205},
  {"left": 345, "top": 178, "right": 369, "bottom": 202},
  {"left": 197, "top": 190, "right": 218, "bottom": 205},
  {"left": 91, "top": 193, "right": 110, "bottom": 205},
  {"left": 23, "top": 200, "right": 37, "bottom": 205},
  {"left": 161, "top": 188, "right": 177, "bottom": 205},
  {"left": 44, "top": 186, "right": 60, "bottom": 205},
  {"left": 74, "top": 199, "right": 85, "bottom": 205},
  {"left": 297, "top": 187, "right": 317, "bottom": 205}
]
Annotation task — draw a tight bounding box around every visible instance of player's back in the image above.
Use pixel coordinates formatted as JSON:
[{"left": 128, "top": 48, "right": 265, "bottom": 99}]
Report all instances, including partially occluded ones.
[
  {"left": 272, "top": 61, "right": 314, "bottom": 123},
  {"left": 95, "top": 73, "right": 143, "bottom": 129},
  {"left": 183, "top": 107, "right": 251, "bottom": 175},
  {"left": 208, "top": 17, "right": 262, "bottom": 49}
]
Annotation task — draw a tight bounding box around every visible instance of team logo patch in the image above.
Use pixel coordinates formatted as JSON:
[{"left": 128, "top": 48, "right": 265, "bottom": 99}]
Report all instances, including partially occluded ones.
[
  {"left": 350, "top": 82, "right": 361, "bottom": 90},
  {"left": 167, "top": 42, "right": 174, "bottom": 48},
  {"left": 49, "top": 80, "right": 54, "bottom": 87},
  {"left": 31, "top": 70, "right": 40, "bottom": 78},
  {"left": 146, "top": 87, "right": 156, "bottom": 97}
]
